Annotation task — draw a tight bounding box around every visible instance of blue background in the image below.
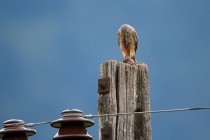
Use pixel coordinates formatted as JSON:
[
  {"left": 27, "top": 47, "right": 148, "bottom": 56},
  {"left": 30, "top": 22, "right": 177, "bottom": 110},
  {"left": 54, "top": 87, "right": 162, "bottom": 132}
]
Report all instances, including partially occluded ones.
[{"left": 0, "top": 0, "right": 210, "bottom": 139}]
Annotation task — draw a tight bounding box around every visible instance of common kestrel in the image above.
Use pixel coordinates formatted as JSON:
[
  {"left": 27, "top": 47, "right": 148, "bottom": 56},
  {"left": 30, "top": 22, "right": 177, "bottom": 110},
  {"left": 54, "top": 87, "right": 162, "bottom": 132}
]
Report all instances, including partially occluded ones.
[{"left": 117, "top": 24, "right": 138, "bottom": 64}]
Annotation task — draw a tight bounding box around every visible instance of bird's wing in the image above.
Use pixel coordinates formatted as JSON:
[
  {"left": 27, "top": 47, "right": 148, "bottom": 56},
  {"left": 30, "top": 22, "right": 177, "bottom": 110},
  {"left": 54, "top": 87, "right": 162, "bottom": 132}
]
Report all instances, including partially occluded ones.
[{"left": 131, "top": 28, "right": 138, "bottom": 52}]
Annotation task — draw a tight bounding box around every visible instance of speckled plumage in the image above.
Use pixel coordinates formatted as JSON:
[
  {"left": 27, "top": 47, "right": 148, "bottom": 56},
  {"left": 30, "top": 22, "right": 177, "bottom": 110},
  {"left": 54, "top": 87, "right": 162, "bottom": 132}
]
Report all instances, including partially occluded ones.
[{"left": 117, "top": 24, "right": 138, "bottom": 63}]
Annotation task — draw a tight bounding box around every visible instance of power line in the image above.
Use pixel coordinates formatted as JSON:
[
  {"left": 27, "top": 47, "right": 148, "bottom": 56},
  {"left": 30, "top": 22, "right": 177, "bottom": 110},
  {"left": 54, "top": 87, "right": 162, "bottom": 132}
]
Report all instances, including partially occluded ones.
[
  {"left": 25, "top": 121, "right": 51, "bottom": 127},
  {"left": 84, "top": 107, "right": 210, "bottom": 118},
  {"left": 24, "top": 106, "right": 210, "bottom": 127}
]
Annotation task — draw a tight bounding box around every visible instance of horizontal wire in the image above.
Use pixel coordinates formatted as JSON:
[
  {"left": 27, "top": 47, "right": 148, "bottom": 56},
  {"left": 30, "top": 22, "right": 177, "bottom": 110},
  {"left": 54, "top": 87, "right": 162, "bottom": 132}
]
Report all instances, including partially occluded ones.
[
  {"left": 84, "top": 107, "right": 210, "bottom": 118},
  {"left": 24, "top": 106, "right": 210, "bottom": 127},
  {"left": 25, "top": 121, "right": 51, "bottom": 127}
]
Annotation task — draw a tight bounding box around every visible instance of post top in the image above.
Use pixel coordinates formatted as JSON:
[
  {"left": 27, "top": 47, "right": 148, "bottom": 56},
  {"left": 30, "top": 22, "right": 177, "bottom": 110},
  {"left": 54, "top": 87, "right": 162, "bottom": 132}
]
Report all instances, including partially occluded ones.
[{"left": 100, "top": 60, "right": 147, "bottom": 67}]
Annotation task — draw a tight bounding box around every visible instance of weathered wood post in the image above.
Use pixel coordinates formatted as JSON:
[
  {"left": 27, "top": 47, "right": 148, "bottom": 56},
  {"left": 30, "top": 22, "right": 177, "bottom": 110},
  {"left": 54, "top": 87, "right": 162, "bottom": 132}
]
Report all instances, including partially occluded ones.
[{"left": 98, "top": 60, "right": 151, "bottom": 140}]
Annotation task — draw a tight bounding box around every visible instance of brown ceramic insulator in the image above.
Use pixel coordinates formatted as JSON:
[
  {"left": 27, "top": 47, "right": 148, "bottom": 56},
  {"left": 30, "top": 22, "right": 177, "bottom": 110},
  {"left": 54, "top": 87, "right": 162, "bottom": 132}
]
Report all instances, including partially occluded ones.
[
  {"left": 51, "top": 109, "right": 94, "bottom": 140},
  {"left": 0, "top": 119, "right": 36, "bottom": 140}
]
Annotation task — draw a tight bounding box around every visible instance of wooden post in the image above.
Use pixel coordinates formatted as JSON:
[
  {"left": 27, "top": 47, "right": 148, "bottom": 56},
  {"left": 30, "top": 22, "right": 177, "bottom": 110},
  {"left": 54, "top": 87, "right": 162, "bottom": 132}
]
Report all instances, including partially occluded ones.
[{"left": 98, "top": 60, "right": 151, "bottom": 140}]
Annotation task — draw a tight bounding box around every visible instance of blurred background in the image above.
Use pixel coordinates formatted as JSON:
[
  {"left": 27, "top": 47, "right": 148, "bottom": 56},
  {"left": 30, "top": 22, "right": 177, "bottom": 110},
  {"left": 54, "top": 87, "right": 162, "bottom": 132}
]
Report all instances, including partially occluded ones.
[{"left": 0, "top": 0, "right": 210, "bottom": 139}]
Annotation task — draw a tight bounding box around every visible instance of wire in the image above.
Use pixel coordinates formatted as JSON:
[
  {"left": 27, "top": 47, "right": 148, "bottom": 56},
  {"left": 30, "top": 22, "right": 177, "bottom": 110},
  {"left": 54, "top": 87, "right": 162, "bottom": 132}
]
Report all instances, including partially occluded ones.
[
  {"left": 25, "top": 106, "right": 210, "bottom": 127},
  {"left": 25, "top": 121, "right": 51, "bottom": 127},
  {"left": 84, "top": 107, "right": 210, "bottom": 118}
]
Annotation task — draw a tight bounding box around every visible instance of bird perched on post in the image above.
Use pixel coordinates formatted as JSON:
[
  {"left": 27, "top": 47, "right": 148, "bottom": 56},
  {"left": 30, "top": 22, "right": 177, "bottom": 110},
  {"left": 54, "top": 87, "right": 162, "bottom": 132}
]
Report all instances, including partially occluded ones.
[{"left": 117, "top": 24, "right": 138, "bottom": 64}]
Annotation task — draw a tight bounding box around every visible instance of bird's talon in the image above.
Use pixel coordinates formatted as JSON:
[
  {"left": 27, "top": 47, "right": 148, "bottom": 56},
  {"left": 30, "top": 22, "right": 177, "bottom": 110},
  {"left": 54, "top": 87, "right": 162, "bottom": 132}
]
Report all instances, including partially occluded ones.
[{"left": 123, "top": 58, "right": 135, "bottom": 64}]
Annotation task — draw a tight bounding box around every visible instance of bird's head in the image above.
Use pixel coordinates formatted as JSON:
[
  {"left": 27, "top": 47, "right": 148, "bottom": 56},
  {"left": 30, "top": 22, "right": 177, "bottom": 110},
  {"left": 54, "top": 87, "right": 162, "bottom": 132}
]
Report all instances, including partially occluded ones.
[
  {"left": 119, "top": 24, "right": 134, "bottom": 45},
  {"left": 120, "top": 24, "right": 133, "bottom": 36}
]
